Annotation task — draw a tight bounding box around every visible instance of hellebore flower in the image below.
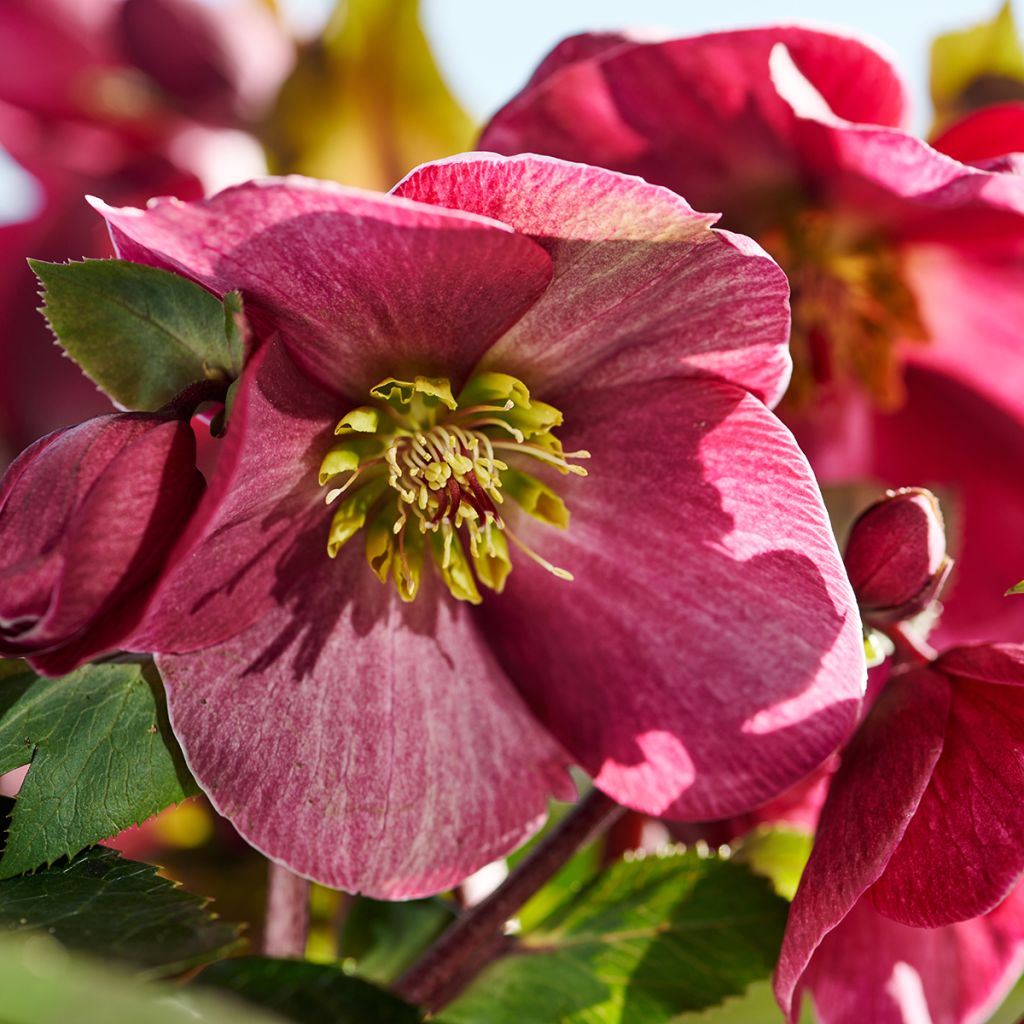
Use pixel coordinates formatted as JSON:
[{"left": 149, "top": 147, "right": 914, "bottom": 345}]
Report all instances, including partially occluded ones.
[
  {"left": 480, "top": 25, "right": 1024, "bottom": 647},
  {"left": 88, "top": 156, "right": 866, "bottom": 897},
  {"left": 0, "top": 0, "right": 291, "bottom": 458},
  {"left": 0, "top": 410, "right": 205, "bottom": 675},
  {"left": 776, "top": 643, "right": 1024, "bottom": 1023}
]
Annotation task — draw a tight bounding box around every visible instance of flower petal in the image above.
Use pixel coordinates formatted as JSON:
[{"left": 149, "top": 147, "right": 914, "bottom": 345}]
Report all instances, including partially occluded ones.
[
  {"left": 477, "top": 377, "right": 864, "bottom": 820},
  {"left": 931, "top": 102, "right": 1024, "bottom": 164},
  {"left": 870, "top": 644, "right": 1024, "bottom": 926},
  {"left": 774, "top": 667, "right": 951, "bottom": 1021},
  {"left": 91, "top": 177, "right": 553, "bottom": 400},
  {"left": 158, "top": 544, "right": 573, "bottom": 898},
  {"left": 480, "top": 27, "right": 908, "bottom": 225},
  {"left": 129, "top": 338, "right": 335, "bottom": 653},
  {"left": 796, "top": 887, "right": 1024, "bottom": 1024},
  {"left": 395, "top": 153, "right": 792, "bottom": 405}
]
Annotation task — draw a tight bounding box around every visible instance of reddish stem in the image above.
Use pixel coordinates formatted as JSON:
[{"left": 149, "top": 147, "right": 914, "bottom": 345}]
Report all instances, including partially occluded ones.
[
  {"left": 884, "top": 621, "right": 936, "bottom": 668},
  {"left": 394, "top": 788, "right": 625, "bottom": 1011},
  {"left": 263, "top": 861, "right": 310, "bottom": 958}
]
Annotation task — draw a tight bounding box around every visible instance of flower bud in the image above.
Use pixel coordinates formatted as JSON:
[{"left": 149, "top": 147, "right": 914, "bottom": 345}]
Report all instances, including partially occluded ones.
[
  {"left": 0, "top": 412, "right": 204, "bottom": 673},
  {"left": 844, "top": 488, "right": 952, "bottom": 626}
]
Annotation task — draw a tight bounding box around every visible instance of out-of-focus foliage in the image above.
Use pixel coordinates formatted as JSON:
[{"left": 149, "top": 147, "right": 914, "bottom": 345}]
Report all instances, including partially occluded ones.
[
  {"left": 930, "top": 2, "right": 1024, "bottom": 128},
  {"left": 0, "top": 932, "right": 285, "bottom": 1024},
  {"left": 262, "top": 0, "right": 474, "bottom": 189},
  {"left": 199, "top": 958, "right": 422, "bottom": 1024},
  {"left": 0, "top": 846, "right": 242, "bottom": 975}
]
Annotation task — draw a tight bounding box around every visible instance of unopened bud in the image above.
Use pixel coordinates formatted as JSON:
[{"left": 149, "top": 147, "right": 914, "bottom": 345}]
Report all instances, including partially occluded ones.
[{"left": 844, "top": 488, "right": 951, "bottom": 626}]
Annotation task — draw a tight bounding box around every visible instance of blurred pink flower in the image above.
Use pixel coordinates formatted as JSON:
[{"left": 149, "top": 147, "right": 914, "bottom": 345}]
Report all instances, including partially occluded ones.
[
  {"left": 82, "top": 156, "right": 865, "bottom": 897},
  {"left": 0, "top": 0, "right": 290, "bottom": 459},
  {"left": 480, "top": 25, "right": 1024, "bottom": 647}
]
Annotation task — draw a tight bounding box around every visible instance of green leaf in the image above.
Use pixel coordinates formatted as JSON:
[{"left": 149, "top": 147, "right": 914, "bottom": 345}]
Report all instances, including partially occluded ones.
[
  {"left": 0, "top": 846, "right": 243, "bottom": 975},
  {"left": 438, "top": 851, "right": 789, "bottom": 1024},
  {"left": 0, "top": 932, "right": 284, "bottom": 1024},
  {"left": 340, "top": 896, "right": 456, "bottom": 985},
  {"left": 262, "top": 0, "right": 475, "bottom": 190},
  {"left": 30, "top": 258, "right": 244, "bottom": 411},
  {"left": 0, "top": 661, "right": 197, "bottom": 877},
  {"left": 199, "top": 958, "right": 421, "bottom": 1024},
  {"left": 732, "top": 825, "right": 813, "bottom": 901},
  {"left": 1007, "top": 579, "right": 1024, "bottom": 596}
]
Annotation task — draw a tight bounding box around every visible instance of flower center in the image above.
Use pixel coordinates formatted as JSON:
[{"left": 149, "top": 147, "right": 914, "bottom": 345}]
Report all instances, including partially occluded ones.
[
  {"left": 760, "top": 210, "right": 929, "bottom": 411},
  {"left": 317, "top": 372, "right": 589, "bottom": 602}
]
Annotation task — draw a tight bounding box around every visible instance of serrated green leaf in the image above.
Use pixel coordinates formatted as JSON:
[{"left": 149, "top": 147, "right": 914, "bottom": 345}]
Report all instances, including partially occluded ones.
[
  {"left": 0, "top": 932, "right": 284, "bottom": 1024},
  {"left": 0, "top": 846, "right": 243, "bottom": 975},
  {"left": 30, "top": 258, "right": 243, "bottom": 411},
  {"left": 732, "top": 826, "right": 813, "bottom": 901},
  {"left": 438, "top": 851, "right": 789, "bottom": 1024},
  {"left": 199, "top": 958, "right": 421, "bottom": 1024},
  {"left": 340, "top": 896, "right": 456, "bottom": 985},
  {"left": 262, "top": 0, "right": 475, "bottom": 190},
  {"left": 0, "top": 661, "right": 197, "bottom": 877}
]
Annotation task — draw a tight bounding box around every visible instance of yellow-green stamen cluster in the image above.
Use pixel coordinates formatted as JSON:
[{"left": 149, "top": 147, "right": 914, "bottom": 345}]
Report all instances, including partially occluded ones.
[{"left": 317, "top": 372, "right": 589, "bottom": 603}]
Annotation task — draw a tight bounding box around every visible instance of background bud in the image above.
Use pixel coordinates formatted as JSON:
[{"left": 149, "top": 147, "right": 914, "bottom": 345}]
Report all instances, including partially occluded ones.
[
  {"left": 844, "top": 487, "right": 952, "bottom": 626},
  {"left": 0, "top": 412, "right": 204, "bottom": 673}
]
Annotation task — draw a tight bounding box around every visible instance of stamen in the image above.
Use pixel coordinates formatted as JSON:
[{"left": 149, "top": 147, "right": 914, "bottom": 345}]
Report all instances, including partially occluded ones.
[{"left": 503, "top": 522, "right": 573, "bottom": 581}]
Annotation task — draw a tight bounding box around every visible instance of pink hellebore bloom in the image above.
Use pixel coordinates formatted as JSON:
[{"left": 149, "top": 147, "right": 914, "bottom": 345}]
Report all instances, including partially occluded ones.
[
  {"left": 89, "top": 156, "right": 866, "bottom": 898},
  {"left": 480, "top": 25, "right": 1024, "bottom": 647},
  {"left": 776, "top": 643, "right": 1024, "bottom": 1024},
  {"left": 0, "top": 411, "right": 204, "bottom": 674}
]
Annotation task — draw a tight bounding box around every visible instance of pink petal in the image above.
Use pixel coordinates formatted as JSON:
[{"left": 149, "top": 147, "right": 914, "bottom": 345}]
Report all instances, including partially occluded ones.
[
  {"left": 128, "top": 338, "right": 335, "bottom": 653},
  {"left": 158, "top": 544, "right": 573, "bottom": 898},
  {"left": 931, "top": 103, "right": 1024, "bottom": 164},
  {"left": 478, "top": 378, "right": 864, "bottom": 820},
  {"left": 772, "top": 68, "right": 1024, "bottom": 246},
  {"left": 870, "top": 647, "right": 1024, "bottom": 926},
  {"left": 395, "top": 154, "right": 792, "bottom": 406},
  {"left": 775, "top": 667, "right": 950, "bottom": 1020},
  {"left": 91, "top": 178, "right": 553, "bottom": 401},
  {"left": 480, "top": 27, "right": 908, "bottom": 224},
  {"left": 798, "top": 887, "right": 1024, "bottom": 1024}
]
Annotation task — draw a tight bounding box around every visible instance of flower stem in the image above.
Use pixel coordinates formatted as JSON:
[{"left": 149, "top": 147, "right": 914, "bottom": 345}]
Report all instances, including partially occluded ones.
[
  {"left": 394, "top": 788, "right": 625, "bottom": 1011},
  {"left": 263, "top": 862, "right": 310, "bottom": 958},
  {"left": 884, "top": 621, "right": 936, "bottom": 668}
]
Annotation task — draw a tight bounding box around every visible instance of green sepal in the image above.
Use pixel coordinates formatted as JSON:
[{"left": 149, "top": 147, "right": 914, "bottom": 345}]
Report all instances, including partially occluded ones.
[
  {"left": 501, "top": 467, "right": 570, "bottom": 529},
  {"left": 429, "top": 529, "right": 481, "bottom": 604},
  {"left": 336, "top": 406, "right": 383, "bottom": 434},
  {"left": 370, "top": 376, "right": 456, "bottom": 410},
  {"left": 319, "top": 437, "right": 382, "bottom": 485},
  {"left": 30, "top": 258, "right": 245, "bottom": 411},
  {"left": 472, "top": 527, "right": 512, "bottom": 594},
  {"left": 328, "top": 477, "right": 388, "bottom": 558},
  {"left": 1007, "top": 579, "right": 1024, "bottom": 596},
  {"left": 457, "top": 371, "right": 531, "bottom": 410}
]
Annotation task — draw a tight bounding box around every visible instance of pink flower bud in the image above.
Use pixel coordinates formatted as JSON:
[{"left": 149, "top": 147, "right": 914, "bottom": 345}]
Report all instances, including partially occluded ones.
[
  {"left": 844, "top": 487, "right": 952, "bottom": 626},
  {"left": 0, "top": 412, "right": 204, "bottom": 674}
]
